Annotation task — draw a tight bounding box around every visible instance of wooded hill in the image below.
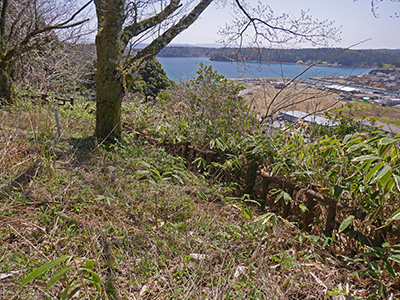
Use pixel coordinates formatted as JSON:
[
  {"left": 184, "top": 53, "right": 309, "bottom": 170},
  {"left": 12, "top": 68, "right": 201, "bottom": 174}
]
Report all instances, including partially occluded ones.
[{"left": 158, "top": 46, "right": 400, "bottom": 68}]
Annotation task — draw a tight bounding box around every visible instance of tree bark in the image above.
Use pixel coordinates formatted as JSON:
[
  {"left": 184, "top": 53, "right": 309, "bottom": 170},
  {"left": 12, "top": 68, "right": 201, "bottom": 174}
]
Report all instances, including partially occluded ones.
[
  {"left": 0, "top": 0, "right": 8, "bottom": 37},
  {"left": 94, "top": 0, "right": 213, "bottom": 140},
  {"left": 0, "top": 0, "right": 13, "bottom": 105},
  {"left": 0, "top": 66, "right": 15, "bottom": 104},
  {"left": 94, "top": 0, "right": 125, "bottom": 140}
]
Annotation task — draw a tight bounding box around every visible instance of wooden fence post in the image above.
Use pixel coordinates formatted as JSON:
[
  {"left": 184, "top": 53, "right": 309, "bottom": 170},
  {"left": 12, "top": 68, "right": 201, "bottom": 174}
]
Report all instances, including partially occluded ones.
[
  {"left": 282, "top": 187, "right": 293, "bottom": 218},
  {"left": 325, "top": 206, "right": 336, "bottom": 236},
  {"left": 244, "top": 161, "right": 258, "bottom": 196},
  {"left": 260, "top": 177, "right": 270, "bottom": 210},
  {"left": 374, "top": 230, "right": 384, "bottom": 247},
  {"left": 303, "top": 194, "right": 317, "bottom": 232},
  {"left": 181, "top": 141, "right": 190, "bottom": 159}
]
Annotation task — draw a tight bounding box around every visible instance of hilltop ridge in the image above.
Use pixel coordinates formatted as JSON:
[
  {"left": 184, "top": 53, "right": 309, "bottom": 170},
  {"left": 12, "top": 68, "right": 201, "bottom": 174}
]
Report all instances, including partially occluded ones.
[{"left": 158, "top": 46, "right": 400, "bottom": 68}]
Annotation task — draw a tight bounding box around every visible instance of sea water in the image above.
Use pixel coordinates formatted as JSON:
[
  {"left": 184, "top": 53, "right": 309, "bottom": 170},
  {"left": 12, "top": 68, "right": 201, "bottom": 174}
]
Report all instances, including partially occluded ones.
[{"left": 157, "top": 57, "right": 373, "bottom": 82}]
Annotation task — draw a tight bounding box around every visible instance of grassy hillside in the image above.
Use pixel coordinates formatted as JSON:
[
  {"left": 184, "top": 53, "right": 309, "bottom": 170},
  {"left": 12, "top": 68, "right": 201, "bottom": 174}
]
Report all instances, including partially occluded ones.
[
  {"left": 335, "top": 101, "right": 400, "bottom": 128},
  {"left": 0, "top": 97, "right": 371, "bottom": 300},
  {"left": 2, "top": 68, "right": 400, "bottom": 299}
]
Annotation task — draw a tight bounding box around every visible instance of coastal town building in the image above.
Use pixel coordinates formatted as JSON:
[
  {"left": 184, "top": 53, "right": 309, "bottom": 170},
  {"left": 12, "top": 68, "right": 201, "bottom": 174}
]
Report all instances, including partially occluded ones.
[{"left": 277, "top": 110, "right": 336, "bottom": 127}]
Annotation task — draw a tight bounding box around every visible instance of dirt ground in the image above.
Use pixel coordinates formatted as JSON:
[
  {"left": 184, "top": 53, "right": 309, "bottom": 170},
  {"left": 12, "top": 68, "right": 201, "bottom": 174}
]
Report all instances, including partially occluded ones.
[
  {"left": 337, "top": 101, "right": 400, "bottom": 134},
  {"left": 339, "top": 102, "right": 400, "bottom": 120},
  {"left": 241, "top": 84, "right": 345, "bottom": 119},
  {"left": 239, "top": 82, "right": 400, "bottom": 134}
]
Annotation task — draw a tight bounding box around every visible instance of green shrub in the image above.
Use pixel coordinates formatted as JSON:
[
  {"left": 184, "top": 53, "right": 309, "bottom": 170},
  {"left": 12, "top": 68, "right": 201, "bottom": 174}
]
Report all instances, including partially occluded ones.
[{"left": 129, "top": 58, "right": 174, "bottom": 97}]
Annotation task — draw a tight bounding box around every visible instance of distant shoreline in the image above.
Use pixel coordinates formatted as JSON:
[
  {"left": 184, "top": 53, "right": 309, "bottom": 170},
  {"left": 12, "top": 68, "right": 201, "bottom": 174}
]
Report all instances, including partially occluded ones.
[
  {"left": 158, "top": 56, "right": 370, "bottom": 69},
  {"left": 159, "top": 55, "right": 368, "bottom": 68},
  {"left": 209, "top": 58, "right": 343, "bottom": 68},
  {"left": 157, "top": 57, "right": 373, "bottom": 82},
  {"left": 158, "top": 46, "right": 400, "bottom": 68}
]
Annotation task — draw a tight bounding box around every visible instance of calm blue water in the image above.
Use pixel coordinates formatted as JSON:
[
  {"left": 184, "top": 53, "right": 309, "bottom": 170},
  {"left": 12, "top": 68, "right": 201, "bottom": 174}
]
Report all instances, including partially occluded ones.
[{"left": 157, "top": 57, "right": 373, "bottom": 82}]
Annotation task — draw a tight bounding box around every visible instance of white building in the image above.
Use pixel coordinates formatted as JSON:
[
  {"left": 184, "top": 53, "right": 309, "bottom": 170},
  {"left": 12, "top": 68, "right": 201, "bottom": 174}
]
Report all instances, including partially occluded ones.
[
  {"left": 387, "top": 98, "right": 400, "bottom": 107},
  {"left": 278, "top": 110, "right": 336, "bottom": 127}
]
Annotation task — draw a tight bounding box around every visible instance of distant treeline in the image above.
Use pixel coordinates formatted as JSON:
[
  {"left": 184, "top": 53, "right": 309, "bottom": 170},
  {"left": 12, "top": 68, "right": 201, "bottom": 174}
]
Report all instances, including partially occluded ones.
[
  {"left": 157, "top": 47, "right": 400, "bottom": 68},
  {"left": 158, "top": 47, "right": 215, "bottom": 58}
]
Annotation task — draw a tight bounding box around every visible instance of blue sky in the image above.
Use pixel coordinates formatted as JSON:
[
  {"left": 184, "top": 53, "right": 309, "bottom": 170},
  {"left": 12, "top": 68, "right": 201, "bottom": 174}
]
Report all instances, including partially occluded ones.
[{"left": 170, "top": 0, "right": 400, "bottom": 49}]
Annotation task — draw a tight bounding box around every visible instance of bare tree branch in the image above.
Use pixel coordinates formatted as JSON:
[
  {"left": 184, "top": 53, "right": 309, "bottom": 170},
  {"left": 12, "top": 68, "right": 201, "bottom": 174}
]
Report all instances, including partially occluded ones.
[
  {"left": 221, "top": 0, "right": 340, "bottom": 48},
  {"left": 1, "top": 0, "right": 92, "bottom": 63},
  {"left": 122, "top": 0, "right": 182, "bottom": 48},
  {"left": 131, "top": 0, "right": 212, "bottom": 64},
  {"left": 3, "top": 18, "right": 89, "bottom": 62}
]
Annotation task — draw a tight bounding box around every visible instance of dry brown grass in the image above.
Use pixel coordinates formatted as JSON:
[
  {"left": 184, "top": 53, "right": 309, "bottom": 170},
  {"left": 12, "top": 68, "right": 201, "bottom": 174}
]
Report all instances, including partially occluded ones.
[
  {"left": 0, "top": 98, "right": 392, "bottom": 299},
  {"left": 241, "top": 84, "right": 345, "bottom": 119}
]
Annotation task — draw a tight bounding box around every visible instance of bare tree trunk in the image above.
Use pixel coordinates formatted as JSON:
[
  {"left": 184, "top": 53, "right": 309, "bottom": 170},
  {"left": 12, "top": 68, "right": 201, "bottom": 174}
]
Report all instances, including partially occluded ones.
[
  {"left": 94, "top": 0, "right": 125, "bottom": 140},
  {"left": 0, "top": 0, "right": 8, "bottom": 37},
  {"left": 0, "top": 66, "right": 15, "bottom": 104},
  {"left": 0, "top": 0, "right": 13, "bottom": 104},
  {"left": 94, "top": 0, "right": 212, "bottom": 140}
]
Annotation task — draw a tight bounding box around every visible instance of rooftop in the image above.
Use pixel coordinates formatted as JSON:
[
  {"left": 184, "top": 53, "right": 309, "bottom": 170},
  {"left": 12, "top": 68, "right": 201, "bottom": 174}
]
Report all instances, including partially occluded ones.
[{"left": 278, "top": 110, "right": 336, "bottom": 126}]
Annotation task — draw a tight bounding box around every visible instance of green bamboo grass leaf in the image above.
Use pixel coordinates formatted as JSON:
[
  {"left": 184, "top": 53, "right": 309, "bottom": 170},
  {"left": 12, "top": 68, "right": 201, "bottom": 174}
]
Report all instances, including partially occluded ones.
[
  {"left": 85, "top": 259, "right": 94, "bottom": 269},
  {"left": 79, "top": 266, "right": 101, "bottom": 281},
  {"left": 388, "top": 208, "right": 400, "bottom": 222},
  {"left": 94, "top": 272, "right": 101, "bottom": 283},
  {"left": 343, "top": 134, "right": 353, "bottom": 144},
  {"left": 274, "top": 190, "right": 283, "bottom": 204},
  {"left": 21, "top": 255, "right": 70, "bottom": 287},
  {"left": 347, "top": 143, "right": 363, "bottom": 152},
  {"left": 378, "top": 170, "right": 392, "bottom": 189},
  {"left": 345, "top": 160, "right": 370, "bottom": 181},
  {"left": 371, "top": 247, "right": 385, "bottom": 254},
  {"left": 363, "top": 251, "right": 380, "bottom": 258},
  {"left": 390, "top": 245, "right": 400, "bottom": 253},
  {"left": 282, "top": 191, "right": 292, "bottom": 204},
  {"left": 299, "top": 204, "right": 308, "bottom": 213},
  {"left": 394, "top": 175, "right": 400, "bottom": 192},
  {"left": 67, "top": 286, "right": 82, "bottom": 300},
  {"left": 46, "top": 265, "right": 74, "bottom": 290},
  {"left": 366, "top": 135, "right": 384, "bottom": 145},
  {"left": 371, "top": 260, "right": 381, "bottom": 274},
  {"left": 366, "top": 162, "right": 392, "bottom": 184},
  {"left": 383, "top": 178, "right": 395, "bottom": 195},
  {"left": 379, "top": 137, "right": 397, "bottom": 146},
  {"left": 378, "top": 143, "right": 392, "bottom": 158},
  {"left": 78, "top": 266, "right": 95, "bottom": 272},
  {"left": 60, "top": 279, "right": 77, "bottom": 300},
  {"left": 172, "top": 173, "right": 184, "bottom": 184},
  {"left": 339, "top": 215, "right": 354, "bottom": 233},
  {"left": 391, "top": 147, "right": 399, "bottom": 162},
  {"left": 363, "top": 159, "right": 374, "bottom": 178},
  {"left": 383, "top": 261, "right": 396, "bottom": 280},
  {"left": 89, "top": 276, "right": 101, "bottom": 293},
  {"left": 371, "top": 165, "right": 391, "bottom": 183},
  {"left": 388, "top": 254, "right": 400, "bottom": 264},
  {"left": 378, "top": 282, "right": 383, "bottom": 298},
  {"left": 78, "top": 266, "right": 102, "bottom": 293},
  {"left": 323, "top": 146, "right": 333, "bottom": 158},
  {"left": 331, "top": 185, "right": 343, "bottom": 199},
  {"left": 366, "top": 162, "right": 384, "bottom": 183},
  {"left": 382, "top": 242, "right": 390, "bottom": 248},
  {"left": 271, "top": 162, "right": 283, "bottom": 176},
  {"left": 352, "top": 155, "right": 381, "bottom": 162}
]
